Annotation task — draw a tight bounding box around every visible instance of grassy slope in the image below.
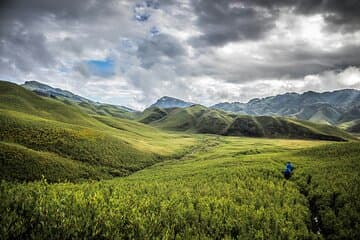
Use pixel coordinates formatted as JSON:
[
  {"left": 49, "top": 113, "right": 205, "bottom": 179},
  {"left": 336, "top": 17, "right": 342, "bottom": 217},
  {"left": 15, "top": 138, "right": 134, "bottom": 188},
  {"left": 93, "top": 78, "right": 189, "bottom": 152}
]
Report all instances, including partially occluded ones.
[
  {"left": 286, "top": 118, "right": 355, "bottom": 140},
  {"left": 0, "top": 81, "right": 97, "bottom": 127},
  {"left": 138, "top": 106, "right": 168, "bottom": 124},
  {"left": 143, "top": 105, "right": 354, "bottom": 141},
  {"left": 151, "top": 105, "right": 209, "bottom": 131},
  {"left": 76, "top": 102, "right": 135, "bottom": 119},
  {"left": 0, "top": 141, "right": 109, "bottom": 182},
  {"left": 1, "top": 137, "right": 359, "bottom": 239},
  {"left": 0, "top": 81, "right": 196, "bottom": 182},
  {"left": 338, "top": 119, "right": 360, "bottom": 133}
]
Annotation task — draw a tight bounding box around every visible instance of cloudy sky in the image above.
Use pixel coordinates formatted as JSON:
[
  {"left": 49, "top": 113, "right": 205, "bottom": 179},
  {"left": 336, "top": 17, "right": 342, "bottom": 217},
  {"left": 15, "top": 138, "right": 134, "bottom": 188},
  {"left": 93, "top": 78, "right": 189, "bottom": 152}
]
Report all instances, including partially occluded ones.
[{"left": 1, "top": 0, "right": 360, "bottom": 109}]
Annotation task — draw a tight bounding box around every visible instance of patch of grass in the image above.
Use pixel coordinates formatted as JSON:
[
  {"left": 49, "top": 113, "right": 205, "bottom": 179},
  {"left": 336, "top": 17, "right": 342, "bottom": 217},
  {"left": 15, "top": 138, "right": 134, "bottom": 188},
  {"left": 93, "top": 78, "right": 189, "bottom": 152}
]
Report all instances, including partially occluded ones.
[
  {"left": 138, "top": 107, "right": 168, "bottom": 124},
  {"left": 338, "top": 119, "right": 360, "bottom": 133},
  {"left": 76, "top": 102, "right": 135, "bottom": 119},
  {"left": 0, "top": 141, "right": 111, "bottom": 182},
  {"left": 2, "top": 137, "right": 359, "bottom": 239}
]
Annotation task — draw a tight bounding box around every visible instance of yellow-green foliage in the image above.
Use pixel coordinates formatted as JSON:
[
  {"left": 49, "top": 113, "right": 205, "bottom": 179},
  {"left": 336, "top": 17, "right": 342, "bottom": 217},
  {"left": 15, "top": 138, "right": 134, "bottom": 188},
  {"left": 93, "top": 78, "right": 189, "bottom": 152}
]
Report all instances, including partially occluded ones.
[
  {"left": 76, "top": 102, "right": 135, "bottom": 119},
  {"left": 1, "top": 138, "right": 359, "bottom": 239},
  {"left": 291, "top": 142, "right": 360, "bottom": 239},
  {"left": 0, "top": 111, "right": 160, "bottom": 174},
  {"left": 0, "top": 81, "right": 196, "bottom": 181},
  {"left": 93, "top": 115, "right": 194, "bottom": 154},
  {"left": 0, "top": 81, "right": 98, "bottom": 127},
  {"left": 338, "top": 119, "right": 360, "bottom": 133},
  {"left": 0, "top": 141, "right": 110, "bottom": 182},
  {"left": 0, "top": 110, "right": 196, "bottom": 181},
  {"left": 287, "top": 118, "right": 356, "bottom": 140}
]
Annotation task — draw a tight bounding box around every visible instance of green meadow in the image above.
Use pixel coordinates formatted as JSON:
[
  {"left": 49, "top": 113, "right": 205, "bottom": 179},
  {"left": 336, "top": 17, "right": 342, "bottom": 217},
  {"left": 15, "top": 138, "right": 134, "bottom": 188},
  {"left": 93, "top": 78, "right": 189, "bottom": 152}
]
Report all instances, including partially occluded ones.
[
  {"left": 1, "top": 137, "right": 360, "bottom": 239},
  {"left": 1, "top": 81, "right": 360, "bottom": 239}
]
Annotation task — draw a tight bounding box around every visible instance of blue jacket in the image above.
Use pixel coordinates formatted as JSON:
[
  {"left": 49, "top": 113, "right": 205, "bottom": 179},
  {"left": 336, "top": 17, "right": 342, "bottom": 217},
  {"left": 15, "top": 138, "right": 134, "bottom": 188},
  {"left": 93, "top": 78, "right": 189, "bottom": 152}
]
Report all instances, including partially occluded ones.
[
  {"left": 285, "top": 163, "right": 294, "bottom": 172},
  {"left": 284, "top": 168, "right": 292, "bottom": 175}
]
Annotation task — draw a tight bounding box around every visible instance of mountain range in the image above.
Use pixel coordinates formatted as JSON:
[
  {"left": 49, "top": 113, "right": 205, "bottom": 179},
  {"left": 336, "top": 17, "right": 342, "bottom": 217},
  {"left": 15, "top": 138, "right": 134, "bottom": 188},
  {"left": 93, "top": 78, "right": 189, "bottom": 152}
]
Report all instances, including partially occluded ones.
[
  {"left": 13, "top": 80, "right": 360, "bottom": 133},
  {"left": 150, "top": 90, "right": 360, "bottom": 126}
]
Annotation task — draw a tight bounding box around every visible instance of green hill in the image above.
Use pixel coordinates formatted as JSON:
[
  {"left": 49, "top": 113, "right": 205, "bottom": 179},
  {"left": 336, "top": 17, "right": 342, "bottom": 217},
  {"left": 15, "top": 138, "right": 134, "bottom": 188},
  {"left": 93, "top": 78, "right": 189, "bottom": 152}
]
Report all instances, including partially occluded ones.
[
  {"left": 338, "top": 119, "right": 360, "bottom": 133},
  {"left": 146, "top": 105, "right": 233, "bottom": 133},
  {"left": 142, "top": 105, "right": 355, "bottom": 141},
  {"left": 138, "top": 106, "right": 168, "bottom": 124},
  {"left": 0, "top": 81, "right": 97, "bottom": 127},
  {"left": 76, "top": 102, "right": 135, "bottom": 119},
  {"left": 227, "top": 116, "right": 352, "bottom": 141},
  {"left": 151, "top": 105, "right": 209, "bottom": 131},
  {"left": 0, "top": 81, "right": 196, "bottom": 182}
]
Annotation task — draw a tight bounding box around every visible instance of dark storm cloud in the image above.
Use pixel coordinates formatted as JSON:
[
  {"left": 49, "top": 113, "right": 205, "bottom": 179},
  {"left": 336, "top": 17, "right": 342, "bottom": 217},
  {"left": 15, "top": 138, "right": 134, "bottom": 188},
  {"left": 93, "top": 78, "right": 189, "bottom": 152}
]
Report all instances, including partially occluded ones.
[
  {"left": 189, "top": 0, "right": 278, "bottom": 46},
  {"left": 0, "top": 0, "right": 116, "bottom": 21},
  {"left": 195, "top": 42, "right": 360, "bottom": 83},
  {"left": 297, "top": 0, "right": 360, "bottom": 32},
  {"left": 246, "top": 0, "right": 360, "bottom": 31},
  {"left": 251, "top": 43, "right": 360, "bottom": 80},
  {"left": 189, "top": 0, "right": 360, "bottom": 47}
]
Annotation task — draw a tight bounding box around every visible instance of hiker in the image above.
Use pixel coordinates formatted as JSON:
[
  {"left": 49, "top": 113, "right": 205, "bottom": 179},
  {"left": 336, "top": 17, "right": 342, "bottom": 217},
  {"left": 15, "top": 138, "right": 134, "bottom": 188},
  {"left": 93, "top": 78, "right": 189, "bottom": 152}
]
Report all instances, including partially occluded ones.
[
  {"left": 286, "top": 162, "right": 294, "bottom": 171},
  {"left": 284, "top": 162, "right": 294, "bottom": 179}
]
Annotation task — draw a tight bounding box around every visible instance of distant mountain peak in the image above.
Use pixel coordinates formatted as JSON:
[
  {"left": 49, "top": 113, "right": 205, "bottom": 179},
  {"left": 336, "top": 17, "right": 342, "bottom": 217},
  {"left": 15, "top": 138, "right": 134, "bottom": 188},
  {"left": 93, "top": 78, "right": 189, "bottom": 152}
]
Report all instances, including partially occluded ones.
[{"left": 151, "top": 96, "right": 194, "bottom": 109}]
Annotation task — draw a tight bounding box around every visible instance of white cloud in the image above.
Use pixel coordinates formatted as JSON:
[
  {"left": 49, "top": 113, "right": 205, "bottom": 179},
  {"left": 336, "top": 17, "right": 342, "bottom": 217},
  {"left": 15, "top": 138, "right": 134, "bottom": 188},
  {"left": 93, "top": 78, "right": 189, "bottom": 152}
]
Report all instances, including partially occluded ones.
[{"left": 303, "top": 66, "right": 360, "bottom": 90}]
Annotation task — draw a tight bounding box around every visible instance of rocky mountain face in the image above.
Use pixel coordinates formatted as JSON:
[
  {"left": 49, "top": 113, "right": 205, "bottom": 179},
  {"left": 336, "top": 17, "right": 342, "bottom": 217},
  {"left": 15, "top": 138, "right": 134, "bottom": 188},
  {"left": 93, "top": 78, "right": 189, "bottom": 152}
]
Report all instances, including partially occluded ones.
[
  {"left": 210, "top": 102, "right": 246, "bottom": 114},
  {"left": 150, "top": 96, "right": 194, "bottom": 109},
  {"left": 210, "top": 89, "right": 360, "bottom": 124},
  {"left": 22, "top": 81, "right": 134, "bottom": 112},
  {"left": 22, "top": 81, "right": 93, "bottom": 103}
]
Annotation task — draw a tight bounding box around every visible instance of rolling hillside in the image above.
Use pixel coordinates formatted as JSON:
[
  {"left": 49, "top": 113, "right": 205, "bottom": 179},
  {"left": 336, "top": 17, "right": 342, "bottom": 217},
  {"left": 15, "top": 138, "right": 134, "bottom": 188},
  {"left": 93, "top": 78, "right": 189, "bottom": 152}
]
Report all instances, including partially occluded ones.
[
  {"left": 339, "top": 119, "right": 360, "bottom": 133},
  {"left": 0, "top": 80, "right": 356, "bottom": 182},
  {"left": 0, "top": 81, "right": 196, "bottom": 182},
  {"left": 142, "top": 105, "right": 355, "bottom": 141}
]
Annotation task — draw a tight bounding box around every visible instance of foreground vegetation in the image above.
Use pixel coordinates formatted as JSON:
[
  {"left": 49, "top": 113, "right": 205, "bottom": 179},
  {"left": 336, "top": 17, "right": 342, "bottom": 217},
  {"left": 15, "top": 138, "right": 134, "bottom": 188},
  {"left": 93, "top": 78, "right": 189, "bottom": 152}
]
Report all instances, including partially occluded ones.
[{"left": 1, "top": 138, "right": 359, "bottom": 239}]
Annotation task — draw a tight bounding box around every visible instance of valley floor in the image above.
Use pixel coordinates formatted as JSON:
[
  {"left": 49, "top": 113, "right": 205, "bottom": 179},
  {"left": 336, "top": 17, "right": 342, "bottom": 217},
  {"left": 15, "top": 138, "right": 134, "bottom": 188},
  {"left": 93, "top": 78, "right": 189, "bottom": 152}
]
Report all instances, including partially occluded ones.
[{"left": 1, "top": 136, "right": 360, "bottom": 239}]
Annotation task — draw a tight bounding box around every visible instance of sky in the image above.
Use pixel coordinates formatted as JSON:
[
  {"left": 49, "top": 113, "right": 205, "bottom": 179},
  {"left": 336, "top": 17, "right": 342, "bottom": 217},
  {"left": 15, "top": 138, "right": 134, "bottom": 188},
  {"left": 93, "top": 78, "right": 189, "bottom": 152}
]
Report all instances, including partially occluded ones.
[{"left": 1, "top": 0, "right": 360, "bottom": 110}]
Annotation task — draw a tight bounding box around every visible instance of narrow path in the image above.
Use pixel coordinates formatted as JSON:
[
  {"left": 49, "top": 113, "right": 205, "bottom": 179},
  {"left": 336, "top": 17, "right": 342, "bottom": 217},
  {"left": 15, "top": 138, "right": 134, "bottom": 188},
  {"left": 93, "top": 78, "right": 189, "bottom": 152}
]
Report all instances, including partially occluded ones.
[{"left": 297, "top": 174, "right": 323, "bottom": 237}]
